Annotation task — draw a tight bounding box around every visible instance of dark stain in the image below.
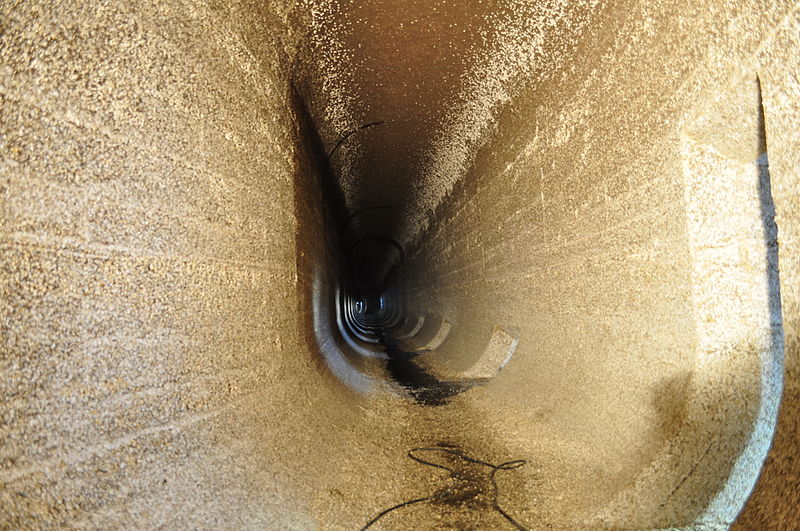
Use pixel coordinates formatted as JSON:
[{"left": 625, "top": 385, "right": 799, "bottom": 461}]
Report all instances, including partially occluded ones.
[
  {"left": 381, "top": 334, "right": 470, "bottom": 406},
  {"left": 361, "top": 445, "right": 528, "bottom": 530}
]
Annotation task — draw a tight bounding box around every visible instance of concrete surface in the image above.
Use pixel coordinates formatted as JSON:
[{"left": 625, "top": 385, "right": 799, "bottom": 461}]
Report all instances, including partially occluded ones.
[{"left": 1, "top": 0, "right": 800, "bottom": 529}]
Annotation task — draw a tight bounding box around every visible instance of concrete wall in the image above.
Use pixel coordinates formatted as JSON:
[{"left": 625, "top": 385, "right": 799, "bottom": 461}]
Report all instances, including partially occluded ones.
[
  {"left": 400, "top": 0, "right": 800, "bottom": 527},
  {"left": 0, "top": 0, "right": 326, "bottom": 526},
  {"left": 2, "top": 0, "right": 800, "bottom": 528}
]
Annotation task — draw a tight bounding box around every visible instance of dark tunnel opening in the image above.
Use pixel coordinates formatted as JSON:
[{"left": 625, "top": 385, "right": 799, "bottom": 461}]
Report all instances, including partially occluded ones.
[{"left": 291, "top": 95, "right": 467, "bottom": 403}]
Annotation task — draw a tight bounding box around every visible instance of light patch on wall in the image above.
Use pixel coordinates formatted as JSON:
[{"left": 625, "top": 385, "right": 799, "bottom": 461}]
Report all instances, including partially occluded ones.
[
  {"left": 682, "top": 141, "right": 772, "bottom": 356},
  {"left": 404, "top": 0, "right": 601, "bottom": 248},
  {"left": 460, "top": 325, "right": 519, "bottom": 380},
  {"left": 680, "top": 75, "right": 783, "bottom": 526}
]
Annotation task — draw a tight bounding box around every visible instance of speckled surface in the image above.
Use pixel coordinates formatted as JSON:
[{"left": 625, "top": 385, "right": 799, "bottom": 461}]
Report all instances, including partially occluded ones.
[{"left": 1, "top": 0, "right": 800, "bottom": 528}]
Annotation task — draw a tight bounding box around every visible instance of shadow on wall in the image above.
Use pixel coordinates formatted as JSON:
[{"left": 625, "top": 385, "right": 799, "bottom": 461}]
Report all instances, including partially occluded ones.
[
  {"left": 756, "top": 77, "right": 783, "bottom": 369},
  {"left": 733, "top": 59, "right": 797, "bottom": 531}
]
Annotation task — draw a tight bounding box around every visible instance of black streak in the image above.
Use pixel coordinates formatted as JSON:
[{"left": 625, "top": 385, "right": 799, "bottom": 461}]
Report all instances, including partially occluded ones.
[
  {"left": 381, "top": 334, "right": 469, "bottom": 406},
  {"left": 327, "top": 121, "right": 386, "bottom": 160}
]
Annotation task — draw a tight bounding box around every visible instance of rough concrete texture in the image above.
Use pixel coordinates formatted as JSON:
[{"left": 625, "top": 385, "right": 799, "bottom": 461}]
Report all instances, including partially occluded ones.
[{"left": 2, "top": 0, "right": 800, "bottom": 529}]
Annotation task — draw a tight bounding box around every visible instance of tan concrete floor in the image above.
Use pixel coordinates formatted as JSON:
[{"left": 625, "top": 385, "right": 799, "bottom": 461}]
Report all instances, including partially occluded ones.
[{"left": 2, "top": 0, "right": 800, "bottom": 528}]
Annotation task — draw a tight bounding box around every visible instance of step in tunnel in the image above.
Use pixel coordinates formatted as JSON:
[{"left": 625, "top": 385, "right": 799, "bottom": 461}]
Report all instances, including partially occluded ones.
[{"left": 2, "top": 0, "right": 800, "bottom": 528}]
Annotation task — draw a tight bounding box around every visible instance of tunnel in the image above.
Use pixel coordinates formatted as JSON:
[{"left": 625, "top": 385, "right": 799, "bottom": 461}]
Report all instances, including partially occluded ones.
[{"left": 2, "top": 0, "right": 800, "bottom": 528}]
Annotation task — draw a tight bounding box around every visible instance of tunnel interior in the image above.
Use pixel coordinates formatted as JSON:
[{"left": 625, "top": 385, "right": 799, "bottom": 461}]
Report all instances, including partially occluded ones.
[
  {"left": 288, "top": 0, "right": 789, "bottom": 527},
  {"left": 2, "top": 0, "right": 800, "bottom": 528}
]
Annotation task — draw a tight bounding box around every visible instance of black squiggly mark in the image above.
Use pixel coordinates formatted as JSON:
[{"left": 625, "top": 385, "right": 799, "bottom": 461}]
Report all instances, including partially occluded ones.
[
  {"left": 327, "top": 121, "right": 386, "bottom": 160},
  {"left": 361, "top": 446, "right": 527, "bottom": 530}
]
